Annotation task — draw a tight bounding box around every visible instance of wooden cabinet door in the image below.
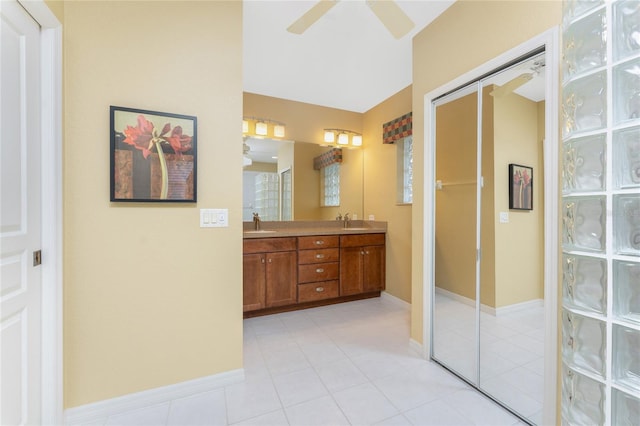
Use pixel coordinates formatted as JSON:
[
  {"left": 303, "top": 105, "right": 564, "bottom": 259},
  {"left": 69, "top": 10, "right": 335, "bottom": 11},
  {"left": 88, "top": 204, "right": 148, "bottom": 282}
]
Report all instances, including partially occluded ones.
[
  {"left": 243, "top": 253, "right": 266, "bottom": 312},
  {"left": 265, "top": 251, "right": 297, "bottom": 308},
  {"left": 363, "top": 245, "right": 385, "bottom": 292},
  {"left": 340, "top": 246, "right": 364, "bottom": 296}
]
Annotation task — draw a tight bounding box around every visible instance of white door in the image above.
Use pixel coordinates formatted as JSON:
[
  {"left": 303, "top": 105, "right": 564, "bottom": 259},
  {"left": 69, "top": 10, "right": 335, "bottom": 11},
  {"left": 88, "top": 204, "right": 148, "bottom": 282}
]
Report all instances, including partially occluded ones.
[{"left": 1, "top": 0, "right": 42, "bottom": 424}]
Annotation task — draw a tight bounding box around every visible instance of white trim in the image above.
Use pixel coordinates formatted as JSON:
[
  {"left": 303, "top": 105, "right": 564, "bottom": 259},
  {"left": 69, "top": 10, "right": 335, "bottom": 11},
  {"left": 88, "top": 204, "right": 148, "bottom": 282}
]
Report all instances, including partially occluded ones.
[
  {"left": 541, "top": 27, "right": 560, "bottom": 426},
  {"left": 381, "top": 291, "right": 411, "bottom": 309},
  {"left": 494, "top": 298, "right": 544, "bottom": 316},
  {"left": 422, "top": 28, "right": 559, "bottom": 426},
  {"left": 64, "top": 369, "right": 245, "bottom": 425},
  {"left": 17, "top": 1, "right": 63, "bottom": 425}
]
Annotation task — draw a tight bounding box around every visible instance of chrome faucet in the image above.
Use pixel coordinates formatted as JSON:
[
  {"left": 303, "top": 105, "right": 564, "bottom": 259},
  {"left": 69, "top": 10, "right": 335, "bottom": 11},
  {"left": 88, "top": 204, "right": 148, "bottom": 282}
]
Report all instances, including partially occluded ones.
[
  {"left": 343, "top": 212, "right": 350, "bottom": 228},
  {"left": 336, "top": 213, "right": 343, "bottom": 221},
  {"left": 252, "top": 212, "right": 261, "bottom": 231}
]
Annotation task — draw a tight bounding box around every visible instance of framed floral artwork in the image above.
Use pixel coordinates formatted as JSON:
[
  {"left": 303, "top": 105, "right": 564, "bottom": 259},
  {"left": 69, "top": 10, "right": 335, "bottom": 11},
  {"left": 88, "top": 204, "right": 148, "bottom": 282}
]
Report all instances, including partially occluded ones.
[
  {"left": 509, "top": 163, "right": 533, "bottom": 210},
  {"left": 110, "top": 106, "right": 197, "bottom": 202}
]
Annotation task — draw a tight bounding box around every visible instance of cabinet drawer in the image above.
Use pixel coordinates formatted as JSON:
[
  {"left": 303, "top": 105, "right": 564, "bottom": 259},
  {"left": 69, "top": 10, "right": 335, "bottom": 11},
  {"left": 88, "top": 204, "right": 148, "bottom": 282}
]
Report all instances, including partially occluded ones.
[
  {"left": 243, "top": 237, "right": 297, "bottom": 254},
  {"left": 298, "top": 248, "right": 339, "bottom": 264},
  {"left": 298, "top": 280, "right": 339, "bottom": 302},
  {"left": 340, "top": 233, "right": 385, "bottom": 247},
  {"left": 298, "top": 235, "right": 339, "bottom": 249},
  {"left": 298, "top": 262, "right": 339, "bottom": 283}
]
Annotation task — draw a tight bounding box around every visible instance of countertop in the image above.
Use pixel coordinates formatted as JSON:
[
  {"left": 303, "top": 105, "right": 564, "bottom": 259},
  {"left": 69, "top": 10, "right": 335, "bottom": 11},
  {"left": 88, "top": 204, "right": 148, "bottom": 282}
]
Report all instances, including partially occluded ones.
[{"left": 243, "top": 220, "right": 387, "bottom": 239}]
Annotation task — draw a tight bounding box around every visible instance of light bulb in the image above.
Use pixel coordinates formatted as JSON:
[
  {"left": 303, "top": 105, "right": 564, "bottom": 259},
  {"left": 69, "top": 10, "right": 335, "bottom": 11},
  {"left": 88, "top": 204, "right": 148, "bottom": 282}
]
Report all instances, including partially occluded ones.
[
  {"left": 324, "top": 130, "right": 335, "bottom": 143},
  {"left": 255, "top": 121, "right": 268, "bottom": 136},
  {"left": 274, "top": 124, "right": 285, "bottom": 138},
  {"left": 337, "top": 132, "right": 349, "bottom": 145}
]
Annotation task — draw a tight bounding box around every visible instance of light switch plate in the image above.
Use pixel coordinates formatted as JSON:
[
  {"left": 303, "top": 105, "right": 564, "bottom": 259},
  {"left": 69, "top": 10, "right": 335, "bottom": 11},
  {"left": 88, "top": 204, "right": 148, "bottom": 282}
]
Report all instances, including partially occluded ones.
[
  {"left": 200, "top": 209, "right": 228, "bottom": 227},
  {"left": 499, "top": 212, "right": 509, "bottom": 223}
]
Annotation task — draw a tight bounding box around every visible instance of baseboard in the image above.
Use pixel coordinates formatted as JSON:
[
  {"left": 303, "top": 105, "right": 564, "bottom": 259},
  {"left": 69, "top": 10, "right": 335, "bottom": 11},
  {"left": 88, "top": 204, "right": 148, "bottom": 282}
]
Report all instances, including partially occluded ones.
[
  {"left": 64, "top": 369, "right": 244, "bottom": 425},
  {"left": 409, "top": 338, "right": 425, "bottom": 358},
  {"left": 381, "top": 291, "right": 411, "bottom": 309},
  {"left": 495, "top": 298, "right": 544, "bottom": 316},
  {"left": 435, "top": 287, "right": 543, "bottom": 317}
]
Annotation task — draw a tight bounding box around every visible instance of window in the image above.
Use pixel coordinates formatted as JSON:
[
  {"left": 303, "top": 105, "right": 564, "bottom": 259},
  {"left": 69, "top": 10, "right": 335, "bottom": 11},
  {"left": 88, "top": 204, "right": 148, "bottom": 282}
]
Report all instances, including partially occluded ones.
[
  {"left": 322, "top": 163, "right": 340, "bottom": 206},
  {"left": 396, "top": 136, "right": 413, "bottom": 203}
]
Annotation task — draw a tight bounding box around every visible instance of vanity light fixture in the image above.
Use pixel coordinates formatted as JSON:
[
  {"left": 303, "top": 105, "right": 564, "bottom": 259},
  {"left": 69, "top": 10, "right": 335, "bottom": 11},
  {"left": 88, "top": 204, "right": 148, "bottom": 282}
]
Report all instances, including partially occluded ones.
[
  {"left": 323, "top": 128, "right": 363, "bottom": 147},
  {"left": 242, "top": 116, "right": 287, "bottom": 138}
]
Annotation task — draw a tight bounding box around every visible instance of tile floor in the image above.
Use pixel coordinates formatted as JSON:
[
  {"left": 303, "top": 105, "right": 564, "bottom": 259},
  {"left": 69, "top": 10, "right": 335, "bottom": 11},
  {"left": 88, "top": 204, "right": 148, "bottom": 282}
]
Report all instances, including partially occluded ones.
[
  {"left": 433, "top": 292, "right": 545, "bottom": 425},
  {"left": 94, "top": 297, "right": 526, "bottom": 425}
]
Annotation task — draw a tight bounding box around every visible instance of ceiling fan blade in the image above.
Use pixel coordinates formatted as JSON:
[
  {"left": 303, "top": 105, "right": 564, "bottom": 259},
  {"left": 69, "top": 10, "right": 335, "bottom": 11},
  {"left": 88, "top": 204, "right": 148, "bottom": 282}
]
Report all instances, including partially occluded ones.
[
  {"left": 490, "top": 73, "right": 534, "bottom": 97},
  {"left": 287, "top": 0, "right": 339, "bottom": 34},
  {"left": 366, "top": 0, "right": 415, "bottom": 39}
]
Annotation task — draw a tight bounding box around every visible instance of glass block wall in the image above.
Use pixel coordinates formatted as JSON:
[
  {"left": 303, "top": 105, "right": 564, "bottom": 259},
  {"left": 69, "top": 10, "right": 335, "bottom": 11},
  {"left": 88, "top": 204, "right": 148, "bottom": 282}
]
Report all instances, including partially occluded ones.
[
  {"left": 254, "top": 172, "right": 279, "bottom": 221},
  {"left": 561, "top": 0, "right": 640, "bottom": 424}
]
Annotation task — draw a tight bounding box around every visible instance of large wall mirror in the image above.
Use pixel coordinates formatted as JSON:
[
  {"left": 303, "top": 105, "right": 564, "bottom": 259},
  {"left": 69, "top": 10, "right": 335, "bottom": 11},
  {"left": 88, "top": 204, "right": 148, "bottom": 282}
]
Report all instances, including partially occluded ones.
[
  {"left": 431, "top": 51, "right": 548, "bottom": 425},
  {"left": 242, "top": 137, "right": 363, "bottom": 221}
]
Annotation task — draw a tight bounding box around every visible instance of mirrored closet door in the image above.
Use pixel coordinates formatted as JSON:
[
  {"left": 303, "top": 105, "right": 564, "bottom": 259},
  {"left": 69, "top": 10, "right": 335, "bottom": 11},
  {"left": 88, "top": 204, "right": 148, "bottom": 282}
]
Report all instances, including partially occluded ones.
[{"left": 431, "top": 51, "right": 547, "bottom": 425}]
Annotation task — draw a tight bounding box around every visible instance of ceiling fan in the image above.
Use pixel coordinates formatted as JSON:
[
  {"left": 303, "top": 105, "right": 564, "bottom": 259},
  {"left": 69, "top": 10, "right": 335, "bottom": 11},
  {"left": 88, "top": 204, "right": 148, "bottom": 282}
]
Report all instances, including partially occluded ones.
[
  {"left": 490, "top": 58, "right": 545, "bottom": 98},
  {"left": 287, "top": 0, "right": 415, "bottom": 39}
]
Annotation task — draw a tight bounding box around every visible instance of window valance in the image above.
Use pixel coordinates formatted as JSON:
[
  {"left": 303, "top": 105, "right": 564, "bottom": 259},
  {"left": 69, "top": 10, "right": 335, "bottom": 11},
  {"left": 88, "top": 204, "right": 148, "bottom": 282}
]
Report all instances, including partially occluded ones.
[
  {"left": 382, "top": 112, "right": 412, "bottom": 144},
  {"left": 313, "top": 148, "right": 343, "bottom": 170}
]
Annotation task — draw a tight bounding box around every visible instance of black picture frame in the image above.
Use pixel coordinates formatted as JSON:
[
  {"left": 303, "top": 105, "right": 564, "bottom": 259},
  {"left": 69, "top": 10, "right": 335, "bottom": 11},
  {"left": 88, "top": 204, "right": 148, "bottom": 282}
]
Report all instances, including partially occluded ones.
[
  {"left": 509, "top": 163, "right": 533, "bottom": 210},
  {"left": 110, "top": 106, "right": 197, "bottom": 202}
]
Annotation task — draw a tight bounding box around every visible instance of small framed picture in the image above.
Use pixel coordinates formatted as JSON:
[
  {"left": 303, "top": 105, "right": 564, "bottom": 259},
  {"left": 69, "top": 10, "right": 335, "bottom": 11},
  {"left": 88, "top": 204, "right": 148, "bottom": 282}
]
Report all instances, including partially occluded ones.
[
  {"left": 110, "top": 106, "right": 197, "bottom": 202},
  {"left": 509, "top": 163, "right": 533, "bottom": 210}
]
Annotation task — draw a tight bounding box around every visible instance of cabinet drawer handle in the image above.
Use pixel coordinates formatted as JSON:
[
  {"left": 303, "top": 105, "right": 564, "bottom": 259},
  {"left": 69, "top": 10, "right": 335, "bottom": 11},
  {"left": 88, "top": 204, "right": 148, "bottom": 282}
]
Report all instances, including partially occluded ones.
[
  {"left": 315, "top": 240, "right": 325, "bottom": 245},
  {"left": 316, "top": 268, "right": 324, "bottom": 273},
  {"left": 268, "top": 258, "right": 272, "bottom": 263},
  {"left": 360, "top": 251, "right": 365, "bottom": 255},
  {"left": 365, "top": 251, "right": 370, "bottom": 255},
  {"left": 315, "top": 254, "right": 325, "bottom": 259},
  {"left": 261, "top": 258, "right": 266, "bottom": 264},
  {"left": 315, "top": 287, "right": 324, "bottom": 292}
]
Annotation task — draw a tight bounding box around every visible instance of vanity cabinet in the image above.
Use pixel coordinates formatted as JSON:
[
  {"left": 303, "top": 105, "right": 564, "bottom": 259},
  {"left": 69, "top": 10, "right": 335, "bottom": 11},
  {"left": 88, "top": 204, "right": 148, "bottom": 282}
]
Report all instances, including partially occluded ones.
[
  {"left": 242, "top": 238, "right": 297, "bottom": 312},
  {"left": 297, "top": 236, "right": 340, "bottom": 302},
  {"left": 340, "top": 234, "right": 385, "bottom": 296},
  {"left": 243, "top": 231, "right": 385, "bottom": 316}
]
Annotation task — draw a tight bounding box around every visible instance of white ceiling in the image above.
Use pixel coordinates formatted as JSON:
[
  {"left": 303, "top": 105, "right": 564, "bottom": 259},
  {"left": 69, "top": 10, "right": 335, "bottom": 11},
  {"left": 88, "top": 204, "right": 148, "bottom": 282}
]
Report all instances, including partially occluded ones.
[{"left": 243, "top": 0, "right": 456, "bottom": 113}]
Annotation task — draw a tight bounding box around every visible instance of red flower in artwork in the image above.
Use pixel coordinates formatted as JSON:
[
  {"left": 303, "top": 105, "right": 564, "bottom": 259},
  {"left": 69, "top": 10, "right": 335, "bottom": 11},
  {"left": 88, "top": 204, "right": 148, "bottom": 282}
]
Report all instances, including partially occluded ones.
[
  {"left": 122, "top": 115, "right": 192, "bottom": 158},
  {"left": 123, "top": 115, "right": 171, "bottom": 159},
  {"left": 522, "top": 169, "right": 531, "bottom": 186},
  {"left": 166, "top": 126, "right": 193, "bottom": 154},
  {"left": 513, "top": 170, "right": 522, "bottom": 184}
]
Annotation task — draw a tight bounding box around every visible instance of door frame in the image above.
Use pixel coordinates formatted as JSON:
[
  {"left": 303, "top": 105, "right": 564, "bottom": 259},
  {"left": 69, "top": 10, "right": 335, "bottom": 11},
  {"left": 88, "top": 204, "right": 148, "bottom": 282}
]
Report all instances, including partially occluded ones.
[
  {"left": 422, "top": 28, "right": 559, "bottom": 426},
  {"left": 17, "top": 1, "right": 63, "bottom": 424}
]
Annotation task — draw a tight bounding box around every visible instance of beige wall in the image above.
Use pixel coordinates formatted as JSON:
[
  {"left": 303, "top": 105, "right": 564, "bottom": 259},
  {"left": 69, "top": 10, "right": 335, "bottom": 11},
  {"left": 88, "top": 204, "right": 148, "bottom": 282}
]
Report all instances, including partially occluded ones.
[
  {"left": 493, "top": 95, "right": 545, "bottom": 307},
  {"left": 63, "top": 1, "right": 243, "bottom": 408},
  {"left": 411, "top": 0, "right": 561, "bottom": 342},
  {"left": 292, "top": 142, "right": 324, "bottom": 220},
  {"left": 362, "top": 86, "right": 413, "bottom": 302}
]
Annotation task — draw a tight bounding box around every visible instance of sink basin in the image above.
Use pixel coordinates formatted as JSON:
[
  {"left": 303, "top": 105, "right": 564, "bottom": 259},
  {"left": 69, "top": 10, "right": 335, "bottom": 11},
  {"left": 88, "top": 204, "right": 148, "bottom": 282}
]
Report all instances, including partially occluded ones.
[
  {"left": 245, "top": 230, "right": 277, "bottom": 234},
  {"left": 343, "top": 227, "right": 369, "bottom": 231}
]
